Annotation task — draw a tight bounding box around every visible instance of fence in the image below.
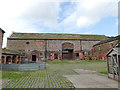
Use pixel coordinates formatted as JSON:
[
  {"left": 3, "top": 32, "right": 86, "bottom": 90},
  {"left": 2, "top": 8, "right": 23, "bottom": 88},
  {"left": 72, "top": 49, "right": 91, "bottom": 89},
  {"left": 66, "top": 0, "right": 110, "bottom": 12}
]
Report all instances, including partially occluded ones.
[{"left": 1, "top": 61, "right": 45, "bottom": 71}]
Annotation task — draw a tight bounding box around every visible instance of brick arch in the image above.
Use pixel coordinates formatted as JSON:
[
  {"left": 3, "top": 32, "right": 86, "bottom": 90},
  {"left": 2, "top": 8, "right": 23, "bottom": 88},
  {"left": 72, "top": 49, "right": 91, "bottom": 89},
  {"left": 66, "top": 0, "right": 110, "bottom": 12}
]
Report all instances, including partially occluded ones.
[
  {"left": 6, "top": 56, "right": 12, "bottom": 64},
  {"left": 62, "top": 42, "right": 74, "bottom": 50},
  {"left": 31, "top": 50, "right": 39, "bottom": 61},
  {"left": 31, "top": 50, "right": 39, "bottom": 54},
  {"left": 2, "top": 56, "right": 5, "bottom": 64}
]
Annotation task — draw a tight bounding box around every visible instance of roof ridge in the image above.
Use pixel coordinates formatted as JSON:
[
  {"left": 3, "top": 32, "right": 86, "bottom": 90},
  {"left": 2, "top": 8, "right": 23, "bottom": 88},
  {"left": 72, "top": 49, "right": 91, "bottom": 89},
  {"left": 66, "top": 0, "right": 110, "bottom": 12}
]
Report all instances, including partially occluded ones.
[{"left": 12, "top": 32, "right": 106, "bottom": 36}]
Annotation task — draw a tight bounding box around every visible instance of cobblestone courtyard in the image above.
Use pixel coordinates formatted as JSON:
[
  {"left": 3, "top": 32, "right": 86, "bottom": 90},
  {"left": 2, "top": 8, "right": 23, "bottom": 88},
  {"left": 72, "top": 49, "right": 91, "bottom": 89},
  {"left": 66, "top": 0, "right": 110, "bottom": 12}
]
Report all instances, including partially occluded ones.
[
  {"left": 3, "top": 71, "right": 74, "bottom": 88},
  {"left": 1, "top": 60, "right": 118, "bottom": 89}
]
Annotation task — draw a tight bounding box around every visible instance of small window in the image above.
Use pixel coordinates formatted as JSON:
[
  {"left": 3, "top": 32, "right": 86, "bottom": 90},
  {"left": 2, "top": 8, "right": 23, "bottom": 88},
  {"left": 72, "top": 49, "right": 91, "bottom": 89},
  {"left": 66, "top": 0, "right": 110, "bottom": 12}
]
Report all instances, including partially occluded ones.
[
  {"left": 40, "top": 52, "right": 43, "bottom": 56},
  {"left": 76, "top": 53, "right": 79, "bottom": 57},
  {"left": 98, "top": 47, "right": 101, "bottom": 51},
  {"left": 26, "top": 42, "right": 29, "bottom": 44},
  {"left": 88, "top": 52, "right": 90, "bottom": 55}
]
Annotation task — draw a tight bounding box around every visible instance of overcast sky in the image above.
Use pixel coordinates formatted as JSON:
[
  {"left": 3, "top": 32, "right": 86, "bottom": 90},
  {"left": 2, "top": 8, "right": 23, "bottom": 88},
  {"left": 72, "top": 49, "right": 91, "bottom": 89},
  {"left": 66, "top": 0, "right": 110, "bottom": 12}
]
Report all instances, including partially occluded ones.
[{"left": 0, "top": 0, "right": 119, "bottom": 47}]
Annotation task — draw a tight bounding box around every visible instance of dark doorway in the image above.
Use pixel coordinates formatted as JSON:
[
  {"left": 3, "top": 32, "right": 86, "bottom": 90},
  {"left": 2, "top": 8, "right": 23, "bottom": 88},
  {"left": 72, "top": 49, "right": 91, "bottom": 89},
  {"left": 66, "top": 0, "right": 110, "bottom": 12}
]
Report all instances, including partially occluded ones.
[
  {"left": 62, "top": 49, "right": 73, "bottom": 60},
  {"left": 54, "top": 54, "right": 58, "bottom": 59},
  {"left": 6, "top": 56, "right": 11, "bottom": 64},
  {"left": 62, "top": 42, "right": 74, "bottom": 60},
  {"left": 76, "top": 53, "right": 79, "bottom": 57},
  {"left": 32, "top": 55, "right": 36, "bottom": 61}
]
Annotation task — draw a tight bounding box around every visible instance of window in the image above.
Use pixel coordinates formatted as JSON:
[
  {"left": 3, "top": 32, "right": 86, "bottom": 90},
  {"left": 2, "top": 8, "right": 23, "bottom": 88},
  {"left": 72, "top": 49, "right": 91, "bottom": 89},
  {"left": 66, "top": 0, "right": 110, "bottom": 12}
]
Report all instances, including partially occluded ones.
[
  {"left": 88, "top": 52, "right": 90, "bottom": 55},
  {"left": 40, "top": 41, "right": 43, "bottom": 45},
  {"left": 98, "top": 47, "right": 101, "bottom": 51},
  {"left": 26, "top": 42, "right": 29, "bottom": 44},
  {"left": 76, "top": 53, "right": 79, "bottom": 57},
  {"left": 40, "top": 52, "right": 43, "bottom": 56}
]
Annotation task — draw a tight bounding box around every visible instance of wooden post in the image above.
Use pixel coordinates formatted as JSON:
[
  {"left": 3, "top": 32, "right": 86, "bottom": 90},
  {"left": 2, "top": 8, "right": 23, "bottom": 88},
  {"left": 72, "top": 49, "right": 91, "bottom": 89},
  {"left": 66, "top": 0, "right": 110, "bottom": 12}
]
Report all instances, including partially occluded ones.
[
  {"left": 18, "top": 56, "right": 21, "bottom": 64},
  {"left": 117, "top": 55, "right": 120, "bottom": 81},
  {"left": 111, "top": 55, "right": 115, "bottom": 79},
  {"left": 107, "top": 56, "right": 110, "bottom": 74}
]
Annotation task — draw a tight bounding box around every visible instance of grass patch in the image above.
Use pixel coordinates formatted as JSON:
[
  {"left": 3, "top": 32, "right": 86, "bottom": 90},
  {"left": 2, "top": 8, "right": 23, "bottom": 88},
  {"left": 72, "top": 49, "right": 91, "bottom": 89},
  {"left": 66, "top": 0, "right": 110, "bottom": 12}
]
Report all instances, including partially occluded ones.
[
  {"left": 46, "top": 60, "right": 107, "bottom": 75},
  {"left": 2, "top": 71, "right": 35, "bottom": 79}
]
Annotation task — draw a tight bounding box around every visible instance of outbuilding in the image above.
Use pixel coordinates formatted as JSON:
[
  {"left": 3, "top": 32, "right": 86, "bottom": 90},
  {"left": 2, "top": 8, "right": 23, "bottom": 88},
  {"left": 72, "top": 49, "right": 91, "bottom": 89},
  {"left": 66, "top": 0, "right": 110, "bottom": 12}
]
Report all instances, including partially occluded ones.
[
  {"left": 2, "top": 48, "right": 24, "bottom": 64},
  {"left": 0, "top": 28, "right": 5, "bottom": 64},
  {"left": 106, "top": 48, "right": 120, "bottom": 81}
]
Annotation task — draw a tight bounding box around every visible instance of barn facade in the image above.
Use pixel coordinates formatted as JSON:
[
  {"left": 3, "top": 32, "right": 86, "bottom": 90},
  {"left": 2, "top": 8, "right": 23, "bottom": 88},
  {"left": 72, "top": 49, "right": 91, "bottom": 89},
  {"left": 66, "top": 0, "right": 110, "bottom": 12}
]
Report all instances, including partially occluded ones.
[{"left": 7, "top": 32, "right": 108, "bottom": 61}]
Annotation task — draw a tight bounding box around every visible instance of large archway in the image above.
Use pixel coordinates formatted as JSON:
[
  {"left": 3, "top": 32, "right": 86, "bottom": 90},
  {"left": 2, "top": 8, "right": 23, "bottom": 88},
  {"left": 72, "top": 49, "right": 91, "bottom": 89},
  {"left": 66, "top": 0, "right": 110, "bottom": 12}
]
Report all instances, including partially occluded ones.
[{"left": 62, "top": 42, "right": 74, "bottom": 60}]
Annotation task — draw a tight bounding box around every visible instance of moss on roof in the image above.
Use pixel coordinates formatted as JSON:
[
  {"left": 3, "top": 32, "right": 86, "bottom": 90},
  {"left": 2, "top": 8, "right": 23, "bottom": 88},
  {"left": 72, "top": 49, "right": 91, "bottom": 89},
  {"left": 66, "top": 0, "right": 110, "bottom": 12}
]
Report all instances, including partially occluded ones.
[
  {"left": 8, "top": 32, "right": 108, "bottom": 40},
  {"left": 2, "top": 48, "right": 22, "bottom": 55}
]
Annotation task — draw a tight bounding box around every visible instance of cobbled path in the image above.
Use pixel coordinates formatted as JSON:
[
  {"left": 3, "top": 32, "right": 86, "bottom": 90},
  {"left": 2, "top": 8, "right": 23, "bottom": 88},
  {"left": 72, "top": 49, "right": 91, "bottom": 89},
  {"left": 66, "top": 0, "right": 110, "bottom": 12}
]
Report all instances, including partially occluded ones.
[{"left": 2, "top": 71, "right": 74, "bottom": 88}]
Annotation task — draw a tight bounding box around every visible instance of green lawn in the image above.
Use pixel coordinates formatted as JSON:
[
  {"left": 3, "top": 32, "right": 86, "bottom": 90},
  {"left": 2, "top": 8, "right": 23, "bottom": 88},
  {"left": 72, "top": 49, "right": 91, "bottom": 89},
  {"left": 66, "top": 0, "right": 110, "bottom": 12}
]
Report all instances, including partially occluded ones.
[
  {"left": 46, "top": 60, "right": 107, "bottom": 75},
  {"left": 1, "top": 60, "right": 108, "bottom": 88}
]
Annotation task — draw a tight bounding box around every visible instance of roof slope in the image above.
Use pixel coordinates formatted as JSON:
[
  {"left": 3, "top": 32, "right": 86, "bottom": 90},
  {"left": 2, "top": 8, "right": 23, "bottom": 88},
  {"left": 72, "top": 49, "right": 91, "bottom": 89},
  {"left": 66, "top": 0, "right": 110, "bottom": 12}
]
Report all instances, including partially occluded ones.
[
  {"left": 94, "top": 35, "right": 120, "bottom": 46},
  {"left": 106, "top": 48, "right": 120, "bottom": 56},
  {"left": 2, "top": 48, "right": 22, "bottom": 55},
  {"left": 8, "top": 32, "right": 108, "bottom": 40},
  {"left": 0, "top": 28, "right": 5, "bottom": 33}
]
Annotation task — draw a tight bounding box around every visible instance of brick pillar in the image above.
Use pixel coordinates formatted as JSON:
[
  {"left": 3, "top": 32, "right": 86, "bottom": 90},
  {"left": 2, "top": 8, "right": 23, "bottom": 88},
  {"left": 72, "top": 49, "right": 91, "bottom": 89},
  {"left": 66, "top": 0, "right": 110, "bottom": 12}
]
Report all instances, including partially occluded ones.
[
  {"left": 9, "top": 56, "right": 12, "bottom": 64},
  {"left": 18, "top": 56, "right": 21, "bottom": 64},
  {"left": 73, "top": 53, "right": 76, "bottom": 60},
  {"left": 2, "top": 56, "right": 6, "bottom": 64},
  {"left": 14, "top": 56, "right": 18, "bottom": 64}
]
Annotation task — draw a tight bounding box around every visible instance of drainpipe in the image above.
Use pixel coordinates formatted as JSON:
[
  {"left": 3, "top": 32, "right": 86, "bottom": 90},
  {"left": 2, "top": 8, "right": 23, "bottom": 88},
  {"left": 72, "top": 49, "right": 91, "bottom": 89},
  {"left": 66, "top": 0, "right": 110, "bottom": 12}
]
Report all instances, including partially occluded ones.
[
  {"left": 80, "top": 40, "right": 82, "bottom": 51},
  {"left": 45, "top": 40, "right": 47, "bottom": 69}
]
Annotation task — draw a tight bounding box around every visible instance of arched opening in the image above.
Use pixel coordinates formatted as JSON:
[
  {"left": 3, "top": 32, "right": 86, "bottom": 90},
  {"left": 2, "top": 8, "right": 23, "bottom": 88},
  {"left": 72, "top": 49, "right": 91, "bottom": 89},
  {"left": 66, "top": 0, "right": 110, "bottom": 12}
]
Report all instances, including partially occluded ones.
[
  {"left": 2, "top": 56, "right": 5, "bottom": 64},
  {"left": 54, "top": 53, "right": 58, "bottom": 59},
  {"left": 6, "top": 56, "right": 12, "bottom": 64},
  {"left": 62, "top": 42, "right": 74, "bottom": 60},
  {"left": 31, "top": 50, "right": 39, "bottom": 61}
]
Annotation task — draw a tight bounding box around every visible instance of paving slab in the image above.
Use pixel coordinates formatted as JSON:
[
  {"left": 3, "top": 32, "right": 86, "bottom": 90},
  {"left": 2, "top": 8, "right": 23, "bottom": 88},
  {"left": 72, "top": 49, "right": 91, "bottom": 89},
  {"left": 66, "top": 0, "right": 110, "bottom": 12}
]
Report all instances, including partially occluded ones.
[{"left": 64, "top": 69, "right": 118, "bottom": 88}]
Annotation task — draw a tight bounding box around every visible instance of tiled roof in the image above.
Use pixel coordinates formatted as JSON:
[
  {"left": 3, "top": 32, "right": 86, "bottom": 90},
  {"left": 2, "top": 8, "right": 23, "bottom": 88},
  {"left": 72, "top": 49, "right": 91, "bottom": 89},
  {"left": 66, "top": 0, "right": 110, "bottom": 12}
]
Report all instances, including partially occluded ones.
[
  {"left": 2, "top": 48, "right": 22, "bottom": 55},
  {"left": 8, "top": 32, "right": 108, "bottom": 40},
  {"left": 93, "top": 35, "right": 120, "bottom": 46}
]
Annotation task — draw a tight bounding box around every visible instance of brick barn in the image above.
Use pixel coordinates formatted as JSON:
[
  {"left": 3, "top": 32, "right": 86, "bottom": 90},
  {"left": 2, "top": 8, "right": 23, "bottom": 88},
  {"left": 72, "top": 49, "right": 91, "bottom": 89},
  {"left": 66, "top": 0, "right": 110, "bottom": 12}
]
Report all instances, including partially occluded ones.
[
  {"left": 93, "top": 35, "right": 120, "bottom": 60},
  {"left": 7, "top": 32, "right": 108, "bottom": 61},
  {"left": 0, "top": 28, "right": 5, "bottom": 63}
]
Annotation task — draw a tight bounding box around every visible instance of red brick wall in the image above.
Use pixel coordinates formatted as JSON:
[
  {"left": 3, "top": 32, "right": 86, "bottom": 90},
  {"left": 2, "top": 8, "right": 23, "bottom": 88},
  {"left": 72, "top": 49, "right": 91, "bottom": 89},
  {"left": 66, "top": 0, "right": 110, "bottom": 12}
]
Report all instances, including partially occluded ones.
[{"left": 93, "top": 40, "right": 119, "bottom": 60}]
